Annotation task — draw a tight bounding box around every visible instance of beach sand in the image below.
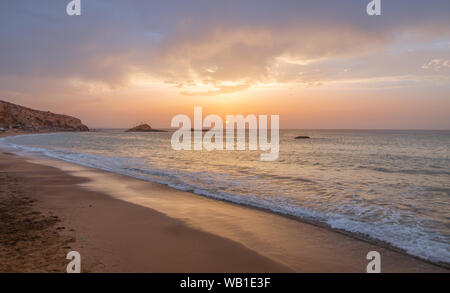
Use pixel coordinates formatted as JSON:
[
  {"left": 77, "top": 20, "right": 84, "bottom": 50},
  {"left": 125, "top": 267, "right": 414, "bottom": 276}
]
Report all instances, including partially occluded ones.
[
  {"left": 0, "top": 149, "right": 448, "bottom": 273},
  {"left": 0, "top": 151, "right": 293, "bottom": 273}
]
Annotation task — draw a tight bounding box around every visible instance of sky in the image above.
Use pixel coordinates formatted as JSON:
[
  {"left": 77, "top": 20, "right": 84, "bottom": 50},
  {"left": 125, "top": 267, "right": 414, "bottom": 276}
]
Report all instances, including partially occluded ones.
[{"left": 0, "top": 0, "right": 449, "bottom": 129}]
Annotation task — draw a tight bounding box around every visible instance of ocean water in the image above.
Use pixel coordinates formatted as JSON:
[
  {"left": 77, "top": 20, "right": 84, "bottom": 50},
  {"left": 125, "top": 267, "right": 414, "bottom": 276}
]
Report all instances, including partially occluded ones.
[{"left": 1, "top": 130, "right": 449, "bottom": 264}]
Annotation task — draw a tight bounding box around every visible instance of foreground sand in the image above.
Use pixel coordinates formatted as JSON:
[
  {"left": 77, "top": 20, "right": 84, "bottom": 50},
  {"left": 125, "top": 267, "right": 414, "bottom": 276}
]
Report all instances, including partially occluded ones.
[
  {"left": 0, "top": 152, "right": 291, "bottom": 273},
  {"left": 0, "top": 150, "right": 448, "bottom": 273}
]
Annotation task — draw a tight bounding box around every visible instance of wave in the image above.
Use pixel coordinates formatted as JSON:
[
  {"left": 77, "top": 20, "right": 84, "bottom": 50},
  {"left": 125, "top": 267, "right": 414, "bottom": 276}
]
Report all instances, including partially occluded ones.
[{"left": 358, "top": 165, "right": 450, "bottom": 176}]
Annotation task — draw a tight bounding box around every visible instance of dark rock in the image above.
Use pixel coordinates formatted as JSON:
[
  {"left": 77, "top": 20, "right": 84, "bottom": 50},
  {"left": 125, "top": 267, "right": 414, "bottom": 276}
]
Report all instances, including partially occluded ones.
[
  {"left": 190, "top": 128, "right": 210, "bottom": 132},
  {"left": 295, "top": 136, "right": 311, "bottom": 139},
  {"left": 126, "top": 123, "right": 167, "bottom": 132}
]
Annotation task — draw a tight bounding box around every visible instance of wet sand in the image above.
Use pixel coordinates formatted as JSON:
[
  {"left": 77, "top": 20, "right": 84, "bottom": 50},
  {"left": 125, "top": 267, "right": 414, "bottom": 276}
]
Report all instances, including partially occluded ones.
[
  {"left": 0, "top": 152, "right": 292, "bottom": 272},
  {"left": 0, "top": 150, "right": 448, "bottom": 273}
]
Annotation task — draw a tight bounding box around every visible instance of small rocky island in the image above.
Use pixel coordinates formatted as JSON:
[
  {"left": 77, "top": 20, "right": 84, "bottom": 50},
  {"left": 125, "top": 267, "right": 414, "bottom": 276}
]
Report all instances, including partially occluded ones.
[
  {"left": 0, "top": 100, "right": 89, "bottom": 132},
  {"left": 126, "top": 124, "right": 167, "bottom": 132},
  {"left": 295, "top": 136, "right": 311, "bottom": 139}
]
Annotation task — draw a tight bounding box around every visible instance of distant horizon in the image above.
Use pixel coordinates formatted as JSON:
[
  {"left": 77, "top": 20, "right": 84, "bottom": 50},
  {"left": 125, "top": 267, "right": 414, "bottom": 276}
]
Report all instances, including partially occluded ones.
[{"left": 93, "top": 127, "right": 450, "bottom": 131}]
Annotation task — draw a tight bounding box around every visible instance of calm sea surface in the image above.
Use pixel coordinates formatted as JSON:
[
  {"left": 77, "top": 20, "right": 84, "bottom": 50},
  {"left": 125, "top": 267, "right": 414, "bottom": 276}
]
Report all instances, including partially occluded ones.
[{"left": 1, "top": 130, "right": 449, "bottom": 264}]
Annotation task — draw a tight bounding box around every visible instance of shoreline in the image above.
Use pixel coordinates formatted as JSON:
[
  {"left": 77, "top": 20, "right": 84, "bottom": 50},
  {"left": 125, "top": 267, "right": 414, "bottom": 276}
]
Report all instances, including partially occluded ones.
[
  {"left": 0, "top": 151, "right": 292, "bottom": 272},
  {"left": 0, "top": 132, "right": 448, "bottom": 272}
]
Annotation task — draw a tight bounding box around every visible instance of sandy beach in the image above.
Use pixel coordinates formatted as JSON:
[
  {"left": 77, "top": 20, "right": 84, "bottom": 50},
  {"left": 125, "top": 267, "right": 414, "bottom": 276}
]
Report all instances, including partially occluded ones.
[
  {"left": 0, "top": 145, "right": 448, "bottom": 273},
  {"left": 0, "top": 150, "right": 293, "bottom": 273}
]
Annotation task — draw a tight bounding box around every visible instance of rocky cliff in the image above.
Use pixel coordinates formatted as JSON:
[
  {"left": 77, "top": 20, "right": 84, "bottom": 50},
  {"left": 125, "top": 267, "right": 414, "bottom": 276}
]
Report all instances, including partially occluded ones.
[{"left": 0, "top": 100, "right": 89, "bottom": 132}]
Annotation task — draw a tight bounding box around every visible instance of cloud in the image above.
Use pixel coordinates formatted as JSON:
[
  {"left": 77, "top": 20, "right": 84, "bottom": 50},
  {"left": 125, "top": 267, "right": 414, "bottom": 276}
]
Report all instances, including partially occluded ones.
[
  {"left": 1, "top": 0, "right": 450, "bottom": 96},
  {"left": 422, "top": 59, "right": 450, "bottom": 71},
  {"left": 147, "top": 25, "right": 388, "bottom": 91},
  {"left": 181, "top": 84, "right": 250, "bottom": 96}
]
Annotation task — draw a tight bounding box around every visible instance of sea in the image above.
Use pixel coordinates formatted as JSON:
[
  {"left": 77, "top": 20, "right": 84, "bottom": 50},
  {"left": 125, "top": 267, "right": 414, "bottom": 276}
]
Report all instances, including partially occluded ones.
[{"left": 1, "top": 129, "right": 449, "bottom": 264}]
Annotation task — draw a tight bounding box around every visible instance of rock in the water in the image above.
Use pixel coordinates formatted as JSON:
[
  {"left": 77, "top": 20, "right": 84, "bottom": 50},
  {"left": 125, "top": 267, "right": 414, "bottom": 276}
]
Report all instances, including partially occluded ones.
[
  {"left": 295, "top": 136, "right": 311, "bottom": 139},
  {"left": 0, "top": 100, "right": 89, "bottom": 132},
  {"left": 190, "top": 128, "right": 210, "bottom": 132},
  {"left": 126, "top": 124, "right": 167, "bottom": 132}
]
